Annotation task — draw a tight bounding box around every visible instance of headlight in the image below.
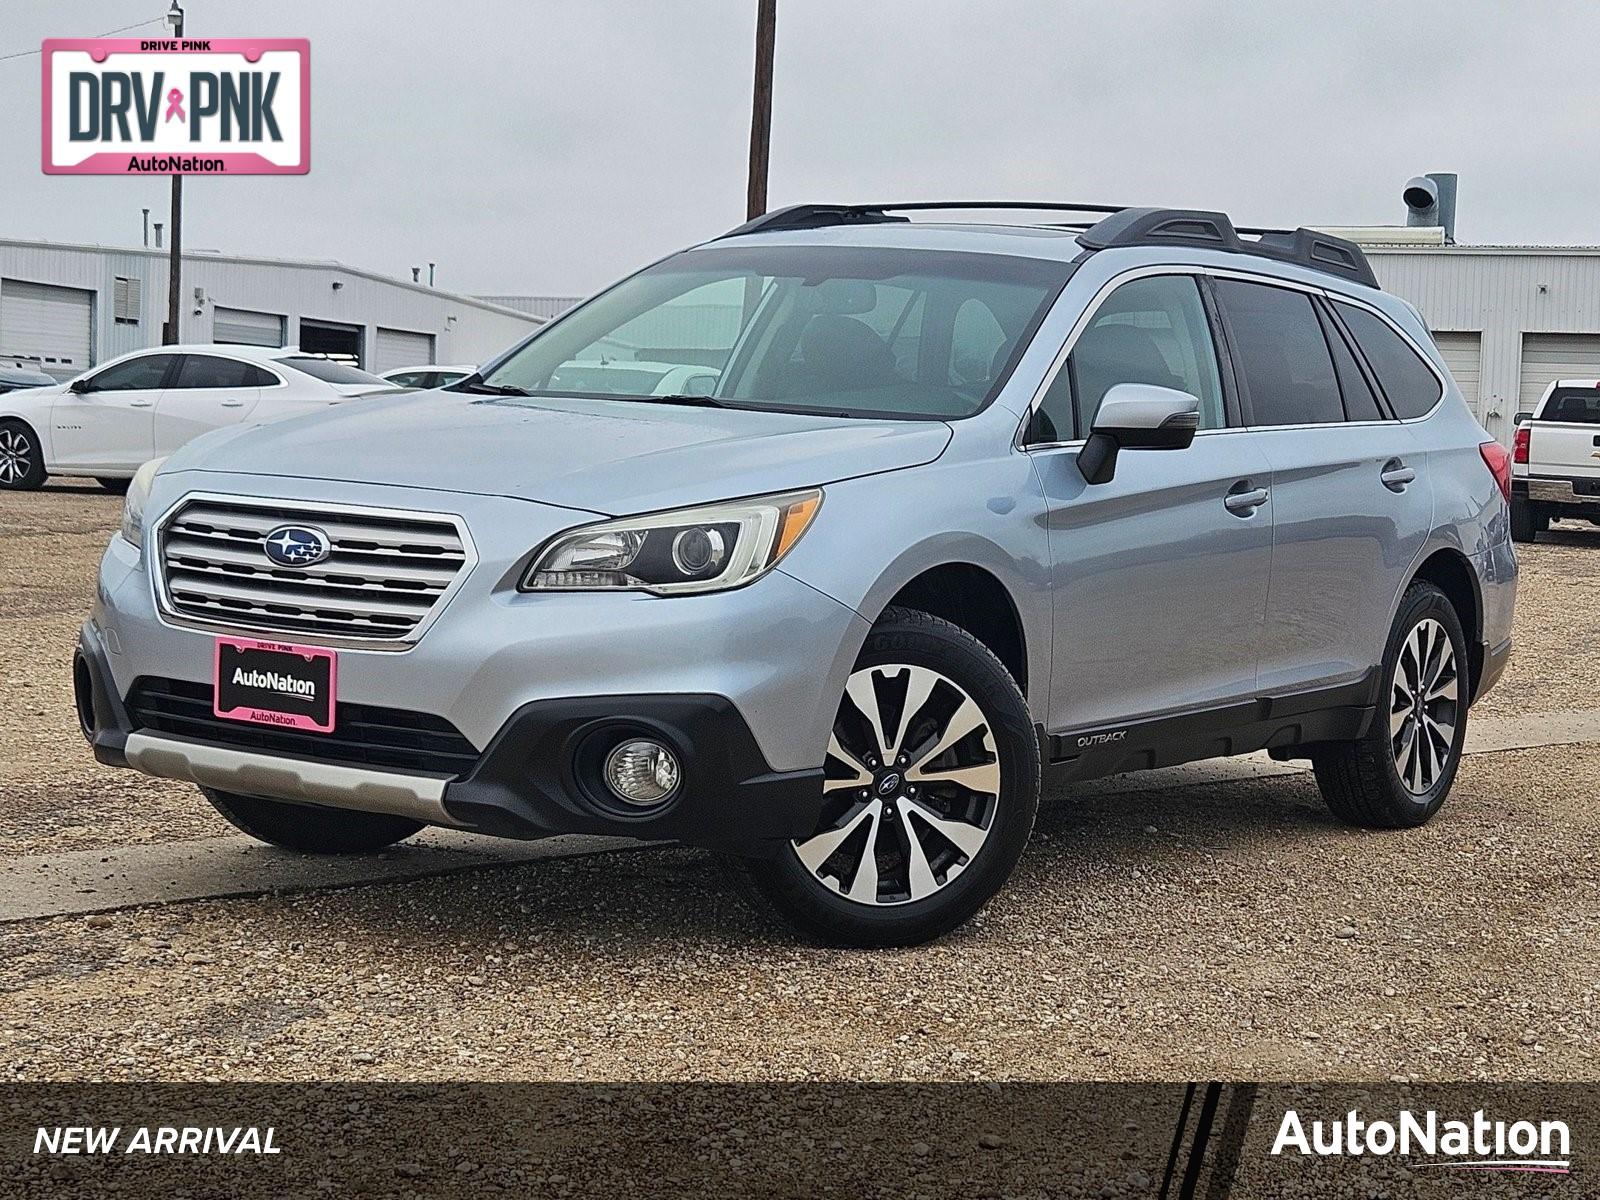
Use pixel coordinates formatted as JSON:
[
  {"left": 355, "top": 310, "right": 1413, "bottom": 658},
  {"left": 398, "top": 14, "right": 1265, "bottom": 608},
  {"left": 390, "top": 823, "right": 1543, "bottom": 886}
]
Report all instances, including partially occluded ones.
[
  {"left": 522, "top": 489, "right": 822, "bottom": 595},
  {"left": 118, "top": 458, "right": 167, "bottom": 551}
]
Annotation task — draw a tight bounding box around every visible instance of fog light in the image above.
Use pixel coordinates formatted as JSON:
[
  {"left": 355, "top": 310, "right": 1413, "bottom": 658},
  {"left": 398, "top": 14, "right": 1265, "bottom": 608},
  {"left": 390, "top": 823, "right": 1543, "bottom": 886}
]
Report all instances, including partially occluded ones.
[{"left": 603, "top": 739, "right": 681, "bottom": 807}]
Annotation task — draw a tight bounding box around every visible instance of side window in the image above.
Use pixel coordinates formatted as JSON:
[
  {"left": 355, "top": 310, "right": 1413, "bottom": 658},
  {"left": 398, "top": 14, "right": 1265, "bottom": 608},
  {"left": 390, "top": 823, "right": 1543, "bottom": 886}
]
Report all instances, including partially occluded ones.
[
  {"left": 87, "top": 355, "right": 174, "bottom": 392},
  {"left": 1067, "top": 275, "right": 1226, "bottom": 431},
  {"left": 1333, "top": 302, "right": 1443, "bottom": 419},
  {"left": 1214, "top": 280, "right": 1342, "bottom": 426},
  {"left": 1031, "top": 364, "right": 1074, "bottom": 444},
  {"left": 386, "top": 372, "right": 427, "bottom": 388},
  {"left": 173, "top": 355, "right": 273, "bottom": 389},
  {"left": 1317, "top": 304, "right": 1385, "bottom": 421}
]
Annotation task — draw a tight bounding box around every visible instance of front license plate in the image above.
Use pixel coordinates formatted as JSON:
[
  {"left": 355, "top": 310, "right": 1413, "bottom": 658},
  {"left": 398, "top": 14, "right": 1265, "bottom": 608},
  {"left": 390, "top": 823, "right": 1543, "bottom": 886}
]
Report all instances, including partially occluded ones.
[{"left": 213, "top": 637, "right": 337, "bottom": 733}]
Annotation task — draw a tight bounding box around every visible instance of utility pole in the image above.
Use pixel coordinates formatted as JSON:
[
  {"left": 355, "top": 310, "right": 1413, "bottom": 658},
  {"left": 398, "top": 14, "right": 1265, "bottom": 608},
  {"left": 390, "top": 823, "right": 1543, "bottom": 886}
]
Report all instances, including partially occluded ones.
[
  {"left": 746, "top": 0, "right": 776, "bottom": 220},
  {"left": 163, "top": 0, "right": 185, "bottom": 344}
]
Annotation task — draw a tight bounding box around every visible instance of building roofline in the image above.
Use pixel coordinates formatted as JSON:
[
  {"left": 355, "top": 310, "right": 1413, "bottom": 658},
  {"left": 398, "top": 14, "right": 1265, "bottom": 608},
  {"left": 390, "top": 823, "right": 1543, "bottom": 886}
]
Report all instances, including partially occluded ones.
[
  {"left": 0, "top": 235, "right": 544, "bottom": 323},
  {"left": 1361, "top": 243, "right": 1600, "bottom": 256}
]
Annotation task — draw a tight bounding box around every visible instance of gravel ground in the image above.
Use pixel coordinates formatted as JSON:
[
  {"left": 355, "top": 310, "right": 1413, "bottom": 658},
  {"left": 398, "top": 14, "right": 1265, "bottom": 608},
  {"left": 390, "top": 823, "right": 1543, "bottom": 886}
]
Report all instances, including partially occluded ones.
[
  {"left": 0, "top": 481, "right": 212, "bottom": 857},
  {"left": 2, "top": 741, "right": 1595, "bottom": 1083},
  {"left": 3, "top": 482, "right": 1599, "bottom": 1086}
]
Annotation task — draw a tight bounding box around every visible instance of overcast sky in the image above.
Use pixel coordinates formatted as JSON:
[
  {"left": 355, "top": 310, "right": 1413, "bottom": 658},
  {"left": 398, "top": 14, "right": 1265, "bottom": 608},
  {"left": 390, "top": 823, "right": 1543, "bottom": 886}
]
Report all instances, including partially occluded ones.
[{"left": 4, "top": 1, "right": 1599, "bottom": 297}]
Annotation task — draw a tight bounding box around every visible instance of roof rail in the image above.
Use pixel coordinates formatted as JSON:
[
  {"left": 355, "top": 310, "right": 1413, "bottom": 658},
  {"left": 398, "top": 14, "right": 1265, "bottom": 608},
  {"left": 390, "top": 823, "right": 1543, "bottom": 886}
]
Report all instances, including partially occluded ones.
[{"left": 718, "top": 201, "right": 1380, "bottom": 289}]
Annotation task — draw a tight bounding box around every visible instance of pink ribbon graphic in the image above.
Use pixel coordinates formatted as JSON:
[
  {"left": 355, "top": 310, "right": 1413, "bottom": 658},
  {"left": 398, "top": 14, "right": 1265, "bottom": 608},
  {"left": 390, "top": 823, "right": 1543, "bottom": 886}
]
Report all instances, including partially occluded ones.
[{"left": 164, "top": 88, "right": 185, "bottom": 123}]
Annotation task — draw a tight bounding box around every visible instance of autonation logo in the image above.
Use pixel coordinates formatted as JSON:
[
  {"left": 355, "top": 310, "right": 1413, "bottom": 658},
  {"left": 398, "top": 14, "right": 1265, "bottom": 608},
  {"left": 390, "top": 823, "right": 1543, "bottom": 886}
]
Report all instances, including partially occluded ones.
[{"left": 1273, "top": 1108, "right": 1571, "bottom": 1175}]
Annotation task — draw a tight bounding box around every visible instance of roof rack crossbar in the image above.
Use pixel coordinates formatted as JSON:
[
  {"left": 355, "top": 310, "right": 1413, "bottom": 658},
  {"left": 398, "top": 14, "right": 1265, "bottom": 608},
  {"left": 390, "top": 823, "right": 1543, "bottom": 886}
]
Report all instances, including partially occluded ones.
[{"left": 718, "top": 202, "right": 1380, "bottom": 289}]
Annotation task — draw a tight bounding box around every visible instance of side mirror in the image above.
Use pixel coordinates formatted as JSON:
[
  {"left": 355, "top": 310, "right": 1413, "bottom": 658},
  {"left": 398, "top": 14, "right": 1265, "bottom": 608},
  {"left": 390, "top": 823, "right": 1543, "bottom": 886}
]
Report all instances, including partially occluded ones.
[
  {"left": 1514, "top": 411, "right": 1533, "bottom": 426},
  {"left": 70, "top": 377, "right": 91, "bottom": 394},
  {"left": 1077, "top": 384, "right": 1201, "bottom": 485}
]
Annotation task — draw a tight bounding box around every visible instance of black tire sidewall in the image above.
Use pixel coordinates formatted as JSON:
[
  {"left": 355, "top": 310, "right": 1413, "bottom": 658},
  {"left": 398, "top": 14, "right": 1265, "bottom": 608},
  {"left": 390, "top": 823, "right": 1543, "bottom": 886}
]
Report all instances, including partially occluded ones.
[
  {"left": 748, "top": 611, "right": 1039, "bottom": 947},
  {"left": 0, "top": 420, "right": 46, "bottom": 490},
  {"left": 1373, "top": 584, "right": 1469, "bottom": 821}
]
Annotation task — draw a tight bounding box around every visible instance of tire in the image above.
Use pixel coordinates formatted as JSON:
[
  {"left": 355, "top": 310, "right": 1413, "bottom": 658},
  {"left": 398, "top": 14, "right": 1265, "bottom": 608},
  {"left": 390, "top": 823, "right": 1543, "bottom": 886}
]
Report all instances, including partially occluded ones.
[
  {"left": 201, "top": 787, "right": 425, "bottom": 853},
  {"left": 1311, "top": 582, "right": 1468, "bottom": 829},
  {"left": 96, "top": 477, "right": 131, "bottom": 494},
  {"left": 1510, "top": 496, "right": 1537, "bottom": 543},
  {"left": 1536, "top": 511, "right": 1551, "bottom": 533},
  {"left": 0, "top": 419, "right": 47, "bottom": 490},
  {"left": 741, "top": 607, "right": 1039, "bottom": 947}
]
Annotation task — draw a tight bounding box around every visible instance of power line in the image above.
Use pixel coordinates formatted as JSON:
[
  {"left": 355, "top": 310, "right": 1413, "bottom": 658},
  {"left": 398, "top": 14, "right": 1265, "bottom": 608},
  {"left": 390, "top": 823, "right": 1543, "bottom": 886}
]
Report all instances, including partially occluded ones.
[{"left": 0, "top": 17, "right": 164, "bottom": 64}]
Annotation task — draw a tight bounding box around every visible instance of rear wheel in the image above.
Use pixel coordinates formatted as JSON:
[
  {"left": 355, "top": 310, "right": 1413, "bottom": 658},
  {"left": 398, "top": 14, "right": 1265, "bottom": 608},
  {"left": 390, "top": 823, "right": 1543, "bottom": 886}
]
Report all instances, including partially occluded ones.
[
  {"left": 1311, "top": 582, "right": 1467, "bottom": 828},
  {"left": 1510, "top": 496, "right": 1538, "bottom": 543},
  {"left": 202, "top": 787, "right": 425, "bottom": 853},
  {"left": 0, "top": 420, "right": 46, "bottom": 490},
  {"left": 742, "top": 608, "right": 1039, "bottom": 947}
]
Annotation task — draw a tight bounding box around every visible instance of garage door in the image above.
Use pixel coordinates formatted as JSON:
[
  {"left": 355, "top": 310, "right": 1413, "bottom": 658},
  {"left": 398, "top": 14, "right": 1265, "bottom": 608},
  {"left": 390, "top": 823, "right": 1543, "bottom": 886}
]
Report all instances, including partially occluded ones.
[
  {"left": 1, "top": 279, "right": 93, "bottom": 381},
  {"left": 1432, "top": 332, "right": 1481, "bottom": 413},
  {"left": 213, "top": 306, "right": 284, "bottom": 347},
  {"left": 1520, "top": 333, "right": 1600, "bottom": 413},
  {"left": 373, "top": 327, "right": 434, "bottom": 374}
]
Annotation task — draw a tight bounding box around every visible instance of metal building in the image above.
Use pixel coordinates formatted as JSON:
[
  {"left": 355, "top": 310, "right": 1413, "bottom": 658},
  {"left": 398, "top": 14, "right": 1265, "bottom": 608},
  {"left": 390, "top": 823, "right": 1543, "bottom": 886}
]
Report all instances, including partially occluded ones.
[{"left": 0, "top": 237, "right": 543, "bottom": 382}]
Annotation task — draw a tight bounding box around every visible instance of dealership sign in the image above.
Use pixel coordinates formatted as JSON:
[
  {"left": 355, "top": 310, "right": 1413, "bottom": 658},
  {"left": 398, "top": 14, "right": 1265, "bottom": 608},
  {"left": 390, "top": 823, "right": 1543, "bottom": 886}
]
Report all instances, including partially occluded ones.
[{"left": 41, "top": 38, "right": 308, "bottom": 175}]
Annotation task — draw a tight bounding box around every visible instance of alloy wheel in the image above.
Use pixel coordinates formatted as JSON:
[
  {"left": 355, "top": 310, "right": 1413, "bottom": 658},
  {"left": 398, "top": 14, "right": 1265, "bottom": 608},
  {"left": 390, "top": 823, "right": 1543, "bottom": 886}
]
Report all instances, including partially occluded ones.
[
  {"left": 1390, "top": 617, "right": 1459, "bottom": 795},
  {"left": 0, "top": 428, "right": 33, "bottom": 484},
  {"left": 793, "top": 663, "right": 1001, "bottom": 906}
]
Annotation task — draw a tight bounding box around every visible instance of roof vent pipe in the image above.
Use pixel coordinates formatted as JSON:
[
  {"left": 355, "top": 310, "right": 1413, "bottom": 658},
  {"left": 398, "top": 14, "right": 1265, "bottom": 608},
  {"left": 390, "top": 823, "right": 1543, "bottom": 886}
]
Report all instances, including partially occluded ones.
[{"left": 1404, "top": 172, "right": 1457, "bottom": 243}]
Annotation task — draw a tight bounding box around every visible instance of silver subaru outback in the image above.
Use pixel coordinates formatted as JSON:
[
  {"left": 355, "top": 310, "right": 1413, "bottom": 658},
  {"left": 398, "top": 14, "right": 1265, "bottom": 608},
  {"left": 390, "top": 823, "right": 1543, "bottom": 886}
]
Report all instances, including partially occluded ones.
[{"left": 78, "top": 202, "right": 1517, "bottom": 946}]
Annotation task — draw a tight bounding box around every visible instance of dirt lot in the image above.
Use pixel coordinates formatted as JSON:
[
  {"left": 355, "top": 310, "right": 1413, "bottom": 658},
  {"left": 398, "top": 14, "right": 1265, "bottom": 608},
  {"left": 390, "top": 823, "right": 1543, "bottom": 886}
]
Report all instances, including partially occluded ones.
[{"left": 2, "top": 481, "right": 1598, "bottom": 1083}]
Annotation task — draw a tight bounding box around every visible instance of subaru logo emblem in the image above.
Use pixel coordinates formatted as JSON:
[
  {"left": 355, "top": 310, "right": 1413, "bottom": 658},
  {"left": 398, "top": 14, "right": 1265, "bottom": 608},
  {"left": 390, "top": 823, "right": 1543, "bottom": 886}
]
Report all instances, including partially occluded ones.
[
  {"left": 263, "top": 524, "right": 332, "bottom": 568},
  {"left": 876, "top": 773, "right": 902, "bottom": 795}
]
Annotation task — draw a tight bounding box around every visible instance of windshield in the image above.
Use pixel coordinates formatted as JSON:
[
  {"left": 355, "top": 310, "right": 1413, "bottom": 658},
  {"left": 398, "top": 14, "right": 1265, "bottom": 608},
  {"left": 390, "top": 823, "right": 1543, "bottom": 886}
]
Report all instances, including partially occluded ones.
[
  {"left": 480, "top": 245, "right": 1071, "bottom": 419},
  {"left": 278, "top": 356, "right": 393, "bottom": 386}
]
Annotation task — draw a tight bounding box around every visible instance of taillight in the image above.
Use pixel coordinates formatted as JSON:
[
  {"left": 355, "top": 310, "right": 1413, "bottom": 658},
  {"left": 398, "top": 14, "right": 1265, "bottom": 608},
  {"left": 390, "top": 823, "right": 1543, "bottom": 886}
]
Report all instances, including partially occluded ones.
[
  {"left": 1480, "top": 439, "right": 1512, "bottom": 504},
  {"left": 1513, "top": 424, "right": 1530, "bottom": 465}
]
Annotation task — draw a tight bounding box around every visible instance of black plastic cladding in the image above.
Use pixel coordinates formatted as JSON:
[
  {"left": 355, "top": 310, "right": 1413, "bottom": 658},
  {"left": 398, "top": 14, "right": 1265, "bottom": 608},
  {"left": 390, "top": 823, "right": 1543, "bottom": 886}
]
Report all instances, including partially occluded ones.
[{"left": 720, "top": 202, "right": 1380, "bottom": 290}]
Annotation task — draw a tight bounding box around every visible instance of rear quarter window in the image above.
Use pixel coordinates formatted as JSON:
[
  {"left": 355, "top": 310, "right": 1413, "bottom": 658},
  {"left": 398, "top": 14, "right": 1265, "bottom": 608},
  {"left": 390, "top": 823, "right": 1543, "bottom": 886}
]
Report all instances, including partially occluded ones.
[{"left": 1333, "top": 302, "right": 1442, "bottom": 419}]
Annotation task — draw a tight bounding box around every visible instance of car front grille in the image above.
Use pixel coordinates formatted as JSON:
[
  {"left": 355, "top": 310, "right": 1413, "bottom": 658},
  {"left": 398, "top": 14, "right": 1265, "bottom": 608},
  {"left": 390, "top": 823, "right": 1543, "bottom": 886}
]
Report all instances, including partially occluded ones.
[
  {"left": 127, "top": 677, "right": 481, "bottom": 776},
  {"left": 158, "top": 496, "right": 470, "bottom": 643}
]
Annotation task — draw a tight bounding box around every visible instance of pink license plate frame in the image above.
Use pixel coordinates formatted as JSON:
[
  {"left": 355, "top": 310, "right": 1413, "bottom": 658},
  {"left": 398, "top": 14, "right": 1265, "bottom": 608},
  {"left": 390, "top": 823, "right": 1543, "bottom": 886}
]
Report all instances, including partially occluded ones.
[{"left": 213, "top": 636, "right": 337, "bottom": 734}]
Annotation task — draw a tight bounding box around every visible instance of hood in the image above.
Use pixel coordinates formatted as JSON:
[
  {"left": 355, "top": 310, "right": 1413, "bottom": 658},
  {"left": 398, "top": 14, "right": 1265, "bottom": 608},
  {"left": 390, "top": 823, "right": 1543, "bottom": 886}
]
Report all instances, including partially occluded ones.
[{"left": 174, "top": 391, "right": 953, "bottom": 515}]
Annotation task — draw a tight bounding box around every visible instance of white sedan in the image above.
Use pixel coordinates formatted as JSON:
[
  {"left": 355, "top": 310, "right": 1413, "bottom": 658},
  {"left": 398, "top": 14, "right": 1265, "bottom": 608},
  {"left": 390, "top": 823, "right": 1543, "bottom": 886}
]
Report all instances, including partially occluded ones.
[{"left": 0, "top": 344, "right": 401, "bottom": 492}]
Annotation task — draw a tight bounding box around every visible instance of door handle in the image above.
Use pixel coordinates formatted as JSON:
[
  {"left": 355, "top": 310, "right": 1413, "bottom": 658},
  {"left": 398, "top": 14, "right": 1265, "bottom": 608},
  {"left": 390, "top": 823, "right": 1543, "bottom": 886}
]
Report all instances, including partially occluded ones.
[
  {"left": 220, "top": 399, "right": 246, "bottom": 408},
  {"left": 1223, "top": 483, "right": 1269, "bottom": 515},
  {"left": 128, "top": 400, "right": 154, "bottom": 408},
  {"left": 1380, "top": 458, "right": 1416, "bottom": 491}
]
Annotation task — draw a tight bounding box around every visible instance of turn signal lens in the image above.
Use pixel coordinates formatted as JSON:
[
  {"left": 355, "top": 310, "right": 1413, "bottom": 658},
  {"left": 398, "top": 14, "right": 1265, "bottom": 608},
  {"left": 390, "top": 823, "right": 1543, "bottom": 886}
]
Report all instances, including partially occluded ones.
[{"left": 1512, "top": 424, "right": 1530, "bottom": 465}]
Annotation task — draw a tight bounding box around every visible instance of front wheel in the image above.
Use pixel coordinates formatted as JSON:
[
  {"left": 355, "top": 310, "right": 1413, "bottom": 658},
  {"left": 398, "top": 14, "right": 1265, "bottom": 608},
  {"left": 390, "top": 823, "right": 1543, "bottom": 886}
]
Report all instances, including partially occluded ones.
[
  {"left": 0, "top": 420, "right": 46, "bottom": 490},
  {"left": 1311, "top": 582, "right": 1468, "bottom": 828},
  {"left": 742, "top": 607, "right": 1039, "bottom": 947},
  {"left": 202, "top": 787, "right": 425, "bottom": 853}
]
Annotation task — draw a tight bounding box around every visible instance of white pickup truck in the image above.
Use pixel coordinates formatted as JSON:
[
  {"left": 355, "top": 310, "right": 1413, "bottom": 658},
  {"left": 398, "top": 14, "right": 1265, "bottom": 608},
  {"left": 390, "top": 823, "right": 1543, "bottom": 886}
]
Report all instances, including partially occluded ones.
[{"left": 1512, "top": 379, "right": 1600, "bottom": 542}]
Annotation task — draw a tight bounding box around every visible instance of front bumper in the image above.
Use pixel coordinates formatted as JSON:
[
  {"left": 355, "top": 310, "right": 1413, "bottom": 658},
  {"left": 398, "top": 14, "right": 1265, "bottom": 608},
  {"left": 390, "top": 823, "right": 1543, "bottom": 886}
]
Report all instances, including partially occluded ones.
[
  {"left": 79, "top": 621, "right": 825, "bottom": 852},
  {"left": 86, "top": 474, "right": 869, "bottom": 853}
]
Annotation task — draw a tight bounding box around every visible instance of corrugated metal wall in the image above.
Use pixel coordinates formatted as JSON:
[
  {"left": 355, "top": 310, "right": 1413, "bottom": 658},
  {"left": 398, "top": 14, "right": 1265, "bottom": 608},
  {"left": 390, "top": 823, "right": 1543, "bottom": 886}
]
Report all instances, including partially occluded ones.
[{"left": 0, "top": 239, "right": 542, "bottom": 377}]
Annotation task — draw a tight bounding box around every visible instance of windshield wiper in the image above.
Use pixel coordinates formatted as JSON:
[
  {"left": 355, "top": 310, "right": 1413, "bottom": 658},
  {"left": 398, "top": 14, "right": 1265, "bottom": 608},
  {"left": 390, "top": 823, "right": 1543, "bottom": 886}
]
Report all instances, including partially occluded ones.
[
  {"left": 456, "top": 380, "right": 533, "bottom": 396},
  {"left": 635, "top": 393, "right": 730, "bottom": 408}
]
